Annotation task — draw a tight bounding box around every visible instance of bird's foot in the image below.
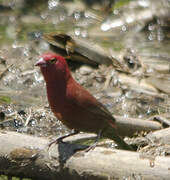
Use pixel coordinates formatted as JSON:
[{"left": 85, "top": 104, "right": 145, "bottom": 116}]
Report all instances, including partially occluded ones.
[
  {"left": 84, "top": 142, "right": 98, "bottom": 152},
  {"left": 83, "top": 130, "right": 102, "bottom": 152},
  {"left": 48, "top": 138, "right": 61, "bottom": 148},
  {"left": 48, "top": 130, "right": 79, "bottom": 148}
]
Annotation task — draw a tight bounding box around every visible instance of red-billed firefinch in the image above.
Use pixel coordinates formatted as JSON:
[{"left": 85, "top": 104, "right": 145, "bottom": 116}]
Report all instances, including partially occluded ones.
[{"left": 36, "top": 53, "right": 133, "bottom": 151}]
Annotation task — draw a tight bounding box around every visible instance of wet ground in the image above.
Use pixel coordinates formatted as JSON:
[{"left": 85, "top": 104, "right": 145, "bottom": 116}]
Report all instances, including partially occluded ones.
[{"left": 0, "top": 0, "right": 170, "bottom": 158}]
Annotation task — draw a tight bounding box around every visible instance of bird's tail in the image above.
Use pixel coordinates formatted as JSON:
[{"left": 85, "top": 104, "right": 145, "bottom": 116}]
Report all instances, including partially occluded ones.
[{"left": 103, "top": 127, "right": 134, "bottom": 151}]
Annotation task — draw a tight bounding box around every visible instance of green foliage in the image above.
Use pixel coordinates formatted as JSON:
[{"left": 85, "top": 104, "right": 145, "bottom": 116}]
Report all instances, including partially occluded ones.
[
  {"left": 112, "top": 0, "right": 133, "bottom": 10},
  {"left": 0, "top": 96, "right": 11, "bottom": 104},
  {"left": 0, "top": 175, "right": 32, "bottom": 180},
  {"left": 0, "top": 175, "right": 8, "bottom": 180}
]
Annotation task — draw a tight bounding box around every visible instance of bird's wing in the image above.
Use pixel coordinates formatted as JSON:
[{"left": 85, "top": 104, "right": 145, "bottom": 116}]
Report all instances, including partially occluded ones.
[{"left": 66, "top": 81, "right": 116, "bottom": 123}]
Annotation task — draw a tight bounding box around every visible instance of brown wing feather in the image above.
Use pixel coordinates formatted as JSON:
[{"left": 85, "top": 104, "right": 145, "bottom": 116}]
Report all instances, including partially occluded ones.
[{"left": 66, "top": 80, "right": 116, "bottom": 124}]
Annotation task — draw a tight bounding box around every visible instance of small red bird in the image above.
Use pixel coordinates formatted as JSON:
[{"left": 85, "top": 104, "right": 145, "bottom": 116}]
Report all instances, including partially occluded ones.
[{"left": 36, "top": 53, "right": 133, "bottom": 151}]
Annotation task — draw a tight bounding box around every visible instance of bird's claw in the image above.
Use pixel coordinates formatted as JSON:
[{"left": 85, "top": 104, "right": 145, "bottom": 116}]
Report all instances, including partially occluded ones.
[{"left": 48, "top": 139, "right": 59, "bottom": 149}]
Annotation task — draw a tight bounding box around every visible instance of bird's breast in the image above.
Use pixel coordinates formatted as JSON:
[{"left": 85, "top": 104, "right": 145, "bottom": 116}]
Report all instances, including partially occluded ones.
[{"left": 46, "top": 85, "right": 109, "bottom": 133}]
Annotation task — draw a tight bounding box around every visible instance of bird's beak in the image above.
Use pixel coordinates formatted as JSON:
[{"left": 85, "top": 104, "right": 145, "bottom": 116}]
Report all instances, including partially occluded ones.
[{"left": 35, "top": 57, "right": 47, "bottom": 67}]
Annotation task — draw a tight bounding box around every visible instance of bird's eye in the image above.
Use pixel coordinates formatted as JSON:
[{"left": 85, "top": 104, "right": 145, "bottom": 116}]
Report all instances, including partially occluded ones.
[{"left": 50, "top": 58, "right": 57, "bottom": 64}]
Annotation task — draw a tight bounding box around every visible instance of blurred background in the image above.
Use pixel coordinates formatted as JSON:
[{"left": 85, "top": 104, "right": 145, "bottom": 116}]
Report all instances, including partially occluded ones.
[{"left": 0, "top": 0, "right": 170, "bottom": 179}]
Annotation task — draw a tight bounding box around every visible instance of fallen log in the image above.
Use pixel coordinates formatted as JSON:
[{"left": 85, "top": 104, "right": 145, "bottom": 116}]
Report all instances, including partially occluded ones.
[
  {"left": 0, "top": 131, "right": 170, "bottom": 180},
  {"left": 147, "top": 127, "right": 170, "bottom": 144},
  {"left": 115, "top": 116, "right": 162, "bottom": 137}
]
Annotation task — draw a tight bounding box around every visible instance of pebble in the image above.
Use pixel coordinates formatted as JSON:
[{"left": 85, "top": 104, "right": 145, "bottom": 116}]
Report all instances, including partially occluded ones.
[
  {"left": 105, "top": 87, "right": 122, "bottom": 97},
  {"left": 79, "top": 65, "right": 93, "bottom": 75}
]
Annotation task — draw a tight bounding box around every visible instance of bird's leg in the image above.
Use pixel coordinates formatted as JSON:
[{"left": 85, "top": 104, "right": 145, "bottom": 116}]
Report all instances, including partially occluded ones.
[
  {"left": 85, "top": 130, "right": 102, "bottom": 152},
  {"left": 48, "top": 130, "right": 79, "bottom": 147},
  {"left": 57, "top": 130, "right": 79, "bottom": 142}
]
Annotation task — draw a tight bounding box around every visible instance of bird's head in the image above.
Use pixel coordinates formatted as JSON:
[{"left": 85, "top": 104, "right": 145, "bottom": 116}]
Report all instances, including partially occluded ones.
[{"left": 35, "top": 53, "right": 71, "bottom": 82}]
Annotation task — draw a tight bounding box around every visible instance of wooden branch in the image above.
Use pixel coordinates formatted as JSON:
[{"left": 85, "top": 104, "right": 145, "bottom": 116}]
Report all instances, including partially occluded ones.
[
  {"left": 148, "top": 114, "right": 170, "bottom": 127},
  {"left": 115, "top": 116, "right": 162, "bottom": 137},
  {"left": 147, "top": 127, "right": 170, "bottom": 144},
  {"left": 0, "top": 131, "right": 170, "bottom": 180}
]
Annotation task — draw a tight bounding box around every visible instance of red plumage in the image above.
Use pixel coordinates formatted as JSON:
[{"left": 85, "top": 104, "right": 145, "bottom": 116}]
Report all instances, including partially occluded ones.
[{"left": 36, "top": 52, "right": 132, "bottom": 151}]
